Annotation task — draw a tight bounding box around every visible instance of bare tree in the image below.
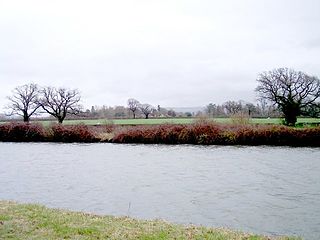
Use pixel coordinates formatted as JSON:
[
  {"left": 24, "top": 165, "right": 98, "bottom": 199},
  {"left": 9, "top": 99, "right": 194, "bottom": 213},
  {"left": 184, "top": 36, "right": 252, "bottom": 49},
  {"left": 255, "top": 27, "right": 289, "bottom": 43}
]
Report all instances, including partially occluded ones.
[
  {"left": 244, "top": 103, "right": 257, "bottom": 116},
  {"left": 7, "top": 83, "right": 41, "bottom": 122},
  {"left": 256, "top": 68, "right": 320, "bottom": 126},
  {"left": 39, "top": 87, "right": 81, "bottom": 123},
  {"left": 167, "top": 109, "right": 176, "bottom": 117},
  {"left": 223, "top": 101, "right": 243, "bottom": 115},
  {"left": 304, "top": 102, "right": 320, "bottom": 118},
  {"left": 127, "top": 98, "right": 140, "bottom": 119},
  {"left": 257, "top": 98, "right": 269, "bottom": 118},
  {"left": 206, "top": 103, "right": 217, "bottom": 118},
  {"left": 139, "top": 103, "right": 153, "bottom": 119}
]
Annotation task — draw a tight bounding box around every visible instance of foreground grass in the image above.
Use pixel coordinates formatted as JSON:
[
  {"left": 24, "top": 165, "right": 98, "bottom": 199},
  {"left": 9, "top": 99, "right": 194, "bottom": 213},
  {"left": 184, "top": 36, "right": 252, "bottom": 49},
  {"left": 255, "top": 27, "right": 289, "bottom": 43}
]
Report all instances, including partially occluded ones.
[{"left": 0, "top": 201, "right": 299, "bottom": 240}]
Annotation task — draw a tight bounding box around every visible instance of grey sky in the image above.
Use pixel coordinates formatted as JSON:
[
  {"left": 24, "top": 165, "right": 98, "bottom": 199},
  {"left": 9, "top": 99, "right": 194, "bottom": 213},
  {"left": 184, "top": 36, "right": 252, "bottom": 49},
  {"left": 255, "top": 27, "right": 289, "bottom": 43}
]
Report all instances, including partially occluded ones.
[{"left": 1, "top": 0, "right": 320, "bottom": 110}]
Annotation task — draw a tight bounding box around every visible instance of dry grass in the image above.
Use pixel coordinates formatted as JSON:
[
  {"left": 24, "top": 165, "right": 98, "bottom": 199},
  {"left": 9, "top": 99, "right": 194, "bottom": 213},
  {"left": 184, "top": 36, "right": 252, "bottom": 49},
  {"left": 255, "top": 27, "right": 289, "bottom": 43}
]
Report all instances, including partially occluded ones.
[{"left": 230, "top": 113, "right": 251, "bottom": 125}]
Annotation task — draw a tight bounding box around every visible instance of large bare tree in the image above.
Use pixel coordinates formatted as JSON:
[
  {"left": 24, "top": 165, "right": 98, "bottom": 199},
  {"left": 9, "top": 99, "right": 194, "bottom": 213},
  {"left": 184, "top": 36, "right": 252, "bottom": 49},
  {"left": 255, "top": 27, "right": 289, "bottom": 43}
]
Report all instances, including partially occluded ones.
[
  {"left": 256, "top": 68, "right": 320, "bottom": 126},
  {"left": 139, "top": 103, "right": 154, "bottom": 119},
  {"left": 39, "top": 87, "right": 81, "bottom": 123},
  {"left": 7, "top": 83, "right": 41, "bottom": 122},
  {"left": 127, "top": 98, "right": 140, "bottom": 119}
]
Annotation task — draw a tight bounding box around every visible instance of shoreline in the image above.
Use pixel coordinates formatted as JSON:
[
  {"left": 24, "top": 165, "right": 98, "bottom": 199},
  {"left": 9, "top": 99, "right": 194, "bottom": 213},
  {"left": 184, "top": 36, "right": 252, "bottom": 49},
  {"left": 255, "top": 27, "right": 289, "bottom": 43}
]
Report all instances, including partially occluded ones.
[{"left": 0, "top": 201, "right": 299, "bottom": 240}]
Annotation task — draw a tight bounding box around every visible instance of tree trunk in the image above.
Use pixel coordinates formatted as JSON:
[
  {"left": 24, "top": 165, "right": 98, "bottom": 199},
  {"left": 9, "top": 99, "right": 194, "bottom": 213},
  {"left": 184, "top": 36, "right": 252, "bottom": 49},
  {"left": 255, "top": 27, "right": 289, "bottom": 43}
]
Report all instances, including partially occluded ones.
[
  {"left": 283, "top": 104, "right": 299, "bottom": 126},
  {"left": 133, "top": 112, "right": 136, "bottom": 119},
  {"left": 145, "top": 114, "right": 149, "bottom": 119},
  {"left": 58, "top": 117, "right": 64, "bottom": 124},
  {"left": 58, "top": 112, "right": 67, "bottom": 124},
  {"left": 284, "top": 113, "right": 297, "bottom": 126},
  {"left": 23, "top": 112, "right": 29, "bottom": 122}
]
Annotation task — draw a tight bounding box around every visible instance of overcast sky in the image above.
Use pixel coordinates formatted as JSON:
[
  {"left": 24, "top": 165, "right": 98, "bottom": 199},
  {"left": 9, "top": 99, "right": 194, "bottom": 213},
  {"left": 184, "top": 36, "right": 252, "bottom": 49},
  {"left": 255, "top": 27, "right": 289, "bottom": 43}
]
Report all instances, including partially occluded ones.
[{"left": 1, "top": 0, "right": 320, "bottom": 110}]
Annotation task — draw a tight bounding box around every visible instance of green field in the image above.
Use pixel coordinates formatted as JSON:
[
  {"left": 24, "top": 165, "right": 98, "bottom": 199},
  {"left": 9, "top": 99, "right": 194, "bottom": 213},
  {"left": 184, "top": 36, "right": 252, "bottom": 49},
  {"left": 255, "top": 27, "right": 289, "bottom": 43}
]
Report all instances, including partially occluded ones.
[
  {"left": 34, "top": 117, "right": 320, "bottom": 126},
  {"left": 1, "top": 117, "right": 319, "bottom": 126},
  {"left": 0, "top": 201, "right": 298, "bottom": 240}
]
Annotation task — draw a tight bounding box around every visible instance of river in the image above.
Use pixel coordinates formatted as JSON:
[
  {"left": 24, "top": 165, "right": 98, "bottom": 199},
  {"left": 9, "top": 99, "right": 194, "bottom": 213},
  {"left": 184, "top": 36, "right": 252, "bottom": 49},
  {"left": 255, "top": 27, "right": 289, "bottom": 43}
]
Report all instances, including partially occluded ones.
[{"left": 0, "top": 143, "right": 319, "bottom": 239}]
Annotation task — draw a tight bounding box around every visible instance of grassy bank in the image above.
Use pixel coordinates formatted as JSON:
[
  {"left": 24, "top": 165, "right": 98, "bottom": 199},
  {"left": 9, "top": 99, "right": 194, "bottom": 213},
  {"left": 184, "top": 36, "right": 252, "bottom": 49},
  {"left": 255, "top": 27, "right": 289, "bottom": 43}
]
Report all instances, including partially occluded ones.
[
  {"left": 0, "top": 122, "right": 320, "bottom": 146},
  {"left": 0, "top": 201, "right": 299, "bottom": 240}
]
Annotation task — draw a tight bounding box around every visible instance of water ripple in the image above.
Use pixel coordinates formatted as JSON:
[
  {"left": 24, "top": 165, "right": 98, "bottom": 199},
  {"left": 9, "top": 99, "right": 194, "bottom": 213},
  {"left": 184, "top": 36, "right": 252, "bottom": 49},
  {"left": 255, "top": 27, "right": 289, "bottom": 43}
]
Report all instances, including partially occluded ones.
[{"left": 0, "top": 143, "right": 319, "bottom": 240}]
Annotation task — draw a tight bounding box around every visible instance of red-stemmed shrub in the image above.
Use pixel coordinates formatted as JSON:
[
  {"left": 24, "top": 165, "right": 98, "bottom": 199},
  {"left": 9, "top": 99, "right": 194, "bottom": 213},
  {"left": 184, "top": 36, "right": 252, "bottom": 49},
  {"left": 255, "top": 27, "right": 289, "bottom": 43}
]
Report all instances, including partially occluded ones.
[
  {"left": 0, "top": 122, "right": 46, "bottom": 142},
  {"left": 192, "top": 122, "right": 223, "bottom": 144},
  {"left": 48, "top": 124, "right": 98, "bottom": 142},
  {"left": 154, "top": 124, "right": 185, "bottom": 144},
  {"left": 112, "top": 123, "right": 320, "bottom": 146},
  {"left": 1, "top": 121, "right": 320, "bottom": 146}
]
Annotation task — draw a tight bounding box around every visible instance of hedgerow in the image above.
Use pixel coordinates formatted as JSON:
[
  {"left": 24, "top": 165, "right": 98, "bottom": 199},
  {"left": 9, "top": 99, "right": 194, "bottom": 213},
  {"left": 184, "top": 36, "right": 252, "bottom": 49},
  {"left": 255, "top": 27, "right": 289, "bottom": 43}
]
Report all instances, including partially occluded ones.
[
  {"left": 0, "top": 122, "right": 319, "bottom": 146},
  {"left": 112, "top": 123, "right": 320, "bottom": 146}
]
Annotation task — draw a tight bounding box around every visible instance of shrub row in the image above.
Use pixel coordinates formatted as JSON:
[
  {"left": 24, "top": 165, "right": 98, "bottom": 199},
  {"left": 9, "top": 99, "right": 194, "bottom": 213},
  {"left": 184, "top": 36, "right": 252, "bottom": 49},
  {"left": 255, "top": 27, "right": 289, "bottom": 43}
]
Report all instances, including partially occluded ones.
[
  {"left": 1, "top": 122, "right": 319, "bottom": 146},
  {"left": 0, "top": 123, "right": 98, "bottom": 142},
  {"left": 112, "top": 122, "right": 320, "bottom": 146}
]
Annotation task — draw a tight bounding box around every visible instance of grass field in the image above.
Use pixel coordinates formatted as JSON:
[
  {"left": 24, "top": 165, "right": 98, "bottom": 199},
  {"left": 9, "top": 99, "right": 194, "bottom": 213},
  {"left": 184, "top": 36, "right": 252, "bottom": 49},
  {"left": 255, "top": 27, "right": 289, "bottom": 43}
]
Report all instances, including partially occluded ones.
[
  {"left": 0, "top": 201, "right": 298, "bottom": 240},
  {"left": 34, "top": 117, "right": 320, "bottom": 126}
]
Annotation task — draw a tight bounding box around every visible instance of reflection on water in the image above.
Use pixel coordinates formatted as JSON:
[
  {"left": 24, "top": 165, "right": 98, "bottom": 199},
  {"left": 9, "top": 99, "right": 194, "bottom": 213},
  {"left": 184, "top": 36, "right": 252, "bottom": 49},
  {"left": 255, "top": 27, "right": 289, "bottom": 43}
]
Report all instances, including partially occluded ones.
[{"left": 0, "top": 143, "right": 320, "bottom": 239}]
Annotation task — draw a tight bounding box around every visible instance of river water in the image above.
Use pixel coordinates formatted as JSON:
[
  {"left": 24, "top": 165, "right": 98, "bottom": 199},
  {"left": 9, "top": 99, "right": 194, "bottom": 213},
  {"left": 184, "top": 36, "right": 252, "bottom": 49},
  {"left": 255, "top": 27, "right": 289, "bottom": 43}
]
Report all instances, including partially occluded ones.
[{"left": 0, "top": 143, "right": 319, "bottom": 239}]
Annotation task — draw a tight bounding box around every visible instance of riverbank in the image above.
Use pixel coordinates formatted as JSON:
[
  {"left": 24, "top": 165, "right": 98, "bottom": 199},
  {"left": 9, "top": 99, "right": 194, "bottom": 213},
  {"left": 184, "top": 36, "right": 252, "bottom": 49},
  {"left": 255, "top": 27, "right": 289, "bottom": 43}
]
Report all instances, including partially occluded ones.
[
  {"left": 111, "top": 123, "right": 320, "bottom": 146},
  {"left": 0, "top": 122, "right": 319, "bottom": 146},
  {"left": 0, "top": 201, "right": 298, "bottom": 240}
]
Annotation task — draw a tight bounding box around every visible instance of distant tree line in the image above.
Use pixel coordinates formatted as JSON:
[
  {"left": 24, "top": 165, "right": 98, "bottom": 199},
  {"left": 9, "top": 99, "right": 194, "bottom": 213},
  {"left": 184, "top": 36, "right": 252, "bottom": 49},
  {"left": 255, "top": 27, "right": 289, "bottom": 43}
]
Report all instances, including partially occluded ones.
[
  {"left": 2, "top": 68, "right": 320, "bottom": 126},
  {"left": 80, "top": 99, "right": 281, "bottom": 120},
  {"left": 205, "top": 100, "right": 281, "bottom": 118},
  {"left": 82, "top": 100, "right": 180, "bottom": 119}
]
